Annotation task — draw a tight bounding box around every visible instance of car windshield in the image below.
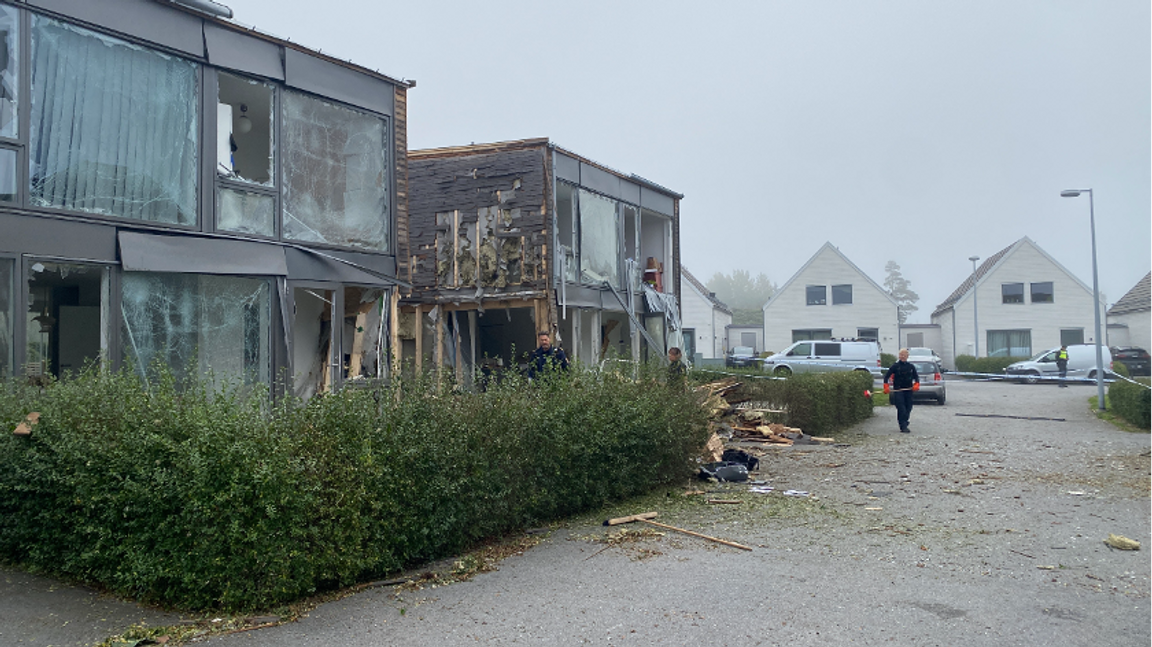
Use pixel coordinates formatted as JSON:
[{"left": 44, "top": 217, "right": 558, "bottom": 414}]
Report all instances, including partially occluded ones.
[
  {"left": 732, "top": 346, "right": 753, "bottom": 356},
  {"left": 911, "top": 362, "right": 936, "bottom": 374},
  {"left": 908, "top": 348, "right": 933, "bottom": 356},
  {"left": 1028, "top": 349, "right": 1055, "bottom": 361}
]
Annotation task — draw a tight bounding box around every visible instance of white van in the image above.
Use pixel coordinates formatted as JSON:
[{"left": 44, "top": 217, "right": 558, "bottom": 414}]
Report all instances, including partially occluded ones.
[
  {"left": 1004, "top": 344, "right": 1113, "bottom": 384},
  {"left": 762, "top": 340, "right": 881, "bottom": 377}
]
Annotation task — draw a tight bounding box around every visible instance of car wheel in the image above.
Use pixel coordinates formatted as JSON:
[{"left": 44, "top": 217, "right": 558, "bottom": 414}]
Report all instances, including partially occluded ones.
[
  {"left": 936, "top": 394, "right": 946, "bottom": 405},
  {"left": 1024, "top": 371, "right": 1040, "bottom": 385},
  {"left": 774, "top": 366, "right": 792, "bottom": 377}
]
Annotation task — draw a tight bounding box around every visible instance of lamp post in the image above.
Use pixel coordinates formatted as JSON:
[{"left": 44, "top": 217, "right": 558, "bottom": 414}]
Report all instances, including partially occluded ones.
[
  {"left": 969, "top": 256, "right": 980, "bottom": 357},
  {"left": 1060, "top": 188, "right": 1105, "bottom": 410}
]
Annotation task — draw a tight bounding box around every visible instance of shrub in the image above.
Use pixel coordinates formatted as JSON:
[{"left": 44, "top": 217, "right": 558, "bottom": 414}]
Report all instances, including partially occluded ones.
[
  {"left": 955, "top": 354, "right": 976, "bottom": 373},
  {"left": 693, "top": 369, "right": 874, "bottom": 434},
  {"left": 1108, "top": 377, "right": 1151, "bottom": 430},
  {"left": 0, "top": 363, "right": 708, "bottom": 611},
  {"left": 954, "top": 354, "right": 1025, "bottom": 375},
  {"left": 880, "top": 352, "right": 896, "bottom": 368}
]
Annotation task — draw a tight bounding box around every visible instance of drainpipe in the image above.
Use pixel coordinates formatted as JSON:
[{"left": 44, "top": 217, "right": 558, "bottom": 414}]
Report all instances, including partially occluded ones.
[{"left": 162, "top": 0, "right": 234, "bottom": 19}]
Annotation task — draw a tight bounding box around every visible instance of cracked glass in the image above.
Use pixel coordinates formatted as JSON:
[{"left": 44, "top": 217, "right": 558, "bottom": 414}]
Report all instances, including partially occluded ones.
[
  {"left": 217, "top": 72, "right": 274, "bottom": 186},
  {"left": 0, "top": 5, "right": 17, "bottom": 139},
  {"left": 0, "top": 258, "right": 10, "bottom": 378},
  {"left": 121, "top": 273, "right": 271, "bottom": 387},
  {"left": 30, "top": 17, "right": 198, "bottom": 225},
  {"left": 217, "top": 186, "right": 274, "bottom": 237},
  {"left": 282, "top": 90, "right": 389, "bottom": 252},
  {"left": 578, "top": 189, "right": 619, "bottom": 287}
]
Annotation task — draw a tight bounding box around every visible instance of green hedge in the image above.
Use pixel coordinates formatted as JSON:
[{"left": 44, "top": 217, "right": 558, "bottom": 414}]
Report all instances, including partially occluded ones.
[
  {"left": 1108, "top": 376, "right": 1151, "bottom": 429},
  {"left": 694, "top": 369, "right": 874, "bottom": 434},
  {"left": 954, "top": 354, "right": 1027, "bottom": 375},
  {"left": 880, "top": 352, "right": 896, "bottom": 368},
  {"left": 0, "top": 365, "right": 708, "bottom": 611}
]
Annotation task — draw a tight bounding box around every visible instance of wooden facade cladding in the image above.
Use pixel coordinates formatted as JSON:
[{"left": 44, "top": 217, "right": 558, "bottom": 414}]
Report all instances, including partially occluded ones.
[
  {"left": 406, "top": 145, "right": 551, "bottom": 303},
  {"left": 394, "top": 85, "right": 411, "bottom": 292}
]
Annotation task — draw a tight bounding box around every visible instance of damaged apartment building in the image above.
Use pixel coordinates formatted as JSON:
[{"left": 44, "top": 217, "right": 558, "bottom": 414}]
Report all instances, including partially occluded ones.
[
  {"left": 0, "top": 0, "right": 411, "bottom": 397},
  {"left": 402, "top": 138, "right": 682, "bottom": 381}
]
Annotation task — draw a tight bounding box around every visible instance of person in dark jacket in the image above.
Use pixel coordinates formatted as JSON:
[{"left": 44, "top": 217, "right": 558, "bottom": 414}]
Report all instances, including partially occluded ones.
[
  {"left": 884, "top": 348, "right": 920, "bottom": 433},
  {"left": 667, "top": 346, "right": 687, "bottom": 387},
  {"left": 528, "top": 330, "right": 568, "bottom": 379},
  {"left": 1056, "top": 345, "right": 1069, "bottom": 387}
]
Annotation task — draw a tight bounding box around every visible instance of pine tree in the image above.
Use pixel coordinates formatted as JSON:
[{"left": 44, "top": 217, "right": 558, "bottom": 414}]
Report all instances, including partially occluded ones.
[{"left": 884, "top": 261, "right": 919, "bottom": 324}]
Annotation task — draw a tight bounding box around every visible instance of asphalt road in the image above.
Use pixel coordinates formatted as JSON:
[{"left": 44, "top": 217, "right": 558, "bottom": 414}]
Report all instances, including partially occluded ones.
[{"left": 2, "top": 379, "right": 1148, "bottom": 646}]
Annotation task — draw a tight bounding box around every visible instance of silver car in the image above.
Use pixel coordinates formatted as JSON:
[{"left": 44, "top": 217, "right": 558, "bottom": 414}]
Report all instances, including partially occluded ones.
[{"left": 887, "top": 360, "right": 946, "bottom": 405}]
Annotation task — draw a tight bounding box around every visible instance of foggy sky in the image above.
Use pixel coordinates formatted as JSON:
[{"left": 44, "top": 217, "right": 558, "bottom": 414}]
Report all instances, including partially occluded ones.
[{"left": 223, "top": 0, "right": 1150, "bottom": 323}]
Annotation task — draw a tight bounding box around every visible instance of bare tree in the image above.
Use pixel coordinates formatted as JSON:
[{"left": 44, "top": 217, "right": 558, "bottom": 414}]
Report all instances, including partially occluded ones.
[
  {"left": 707, "top": 269, "right": 776, "bottom": 325},
  {"left": 884, "top": 261, "right": 919, "bottom": 324}
]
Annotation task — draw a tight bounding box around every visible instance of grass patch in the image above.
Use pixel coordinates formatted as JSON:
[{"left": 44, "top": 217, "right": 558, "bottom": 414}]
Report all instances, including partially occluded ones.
[{"left": 1089, "top": 394, "right": 1151, "bottom": 433}]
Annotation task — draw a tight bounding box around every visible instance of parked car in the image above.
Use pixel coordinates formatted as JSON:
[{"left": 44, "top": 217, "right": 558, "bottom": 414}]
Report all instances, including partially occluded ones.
[
  {"left": 907, "top": 347, "right": 943, "bottom": 366},
  {"left": 762, "top": 340, "right": 881, "bottom": 377},
  {"left": 726, "top": 346, "right": 758, "bottom": 368},
  {"left": 908, "top": 360, "right": 946, "bottom": 405},
  {"left": 1110, "top": 346, "right": 1150, "bottom": 376},
  {"left": 1004, "top": 344, "right": 1113, "bottom": 384}
]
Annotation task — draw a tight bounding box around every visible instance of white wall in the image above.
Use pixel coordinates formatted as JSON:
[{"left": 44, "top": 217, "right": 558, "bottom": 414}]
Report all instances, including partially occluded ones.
[
  {"left": 763, "top": 245, "right": 899, "bottom": 354},
  {"left": 936, "top": 241, "right": 1103, "bottom": 365},
  {"left": 1110, "top": 311, "right": 1151, "bottom": 350},
  {"left": 680, "top": 279, "right": 730, "bottom": 359}
]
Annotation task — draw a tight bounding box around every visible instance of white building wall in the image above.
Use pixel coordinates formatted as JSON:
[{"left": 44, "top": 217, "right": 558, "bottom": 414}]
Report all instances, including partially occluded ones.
[
  {"left": 679, "top": 279, "right": 730, "bottom": 359},
  {"left": 763, "top": 246, "right": 899, "bottom": 354},
  {"left": 1110, "top": 311, "right": 1151, "bottom": 350},
  {"left": 935, "top": 241, "right": 1103, "bottom": 365}
]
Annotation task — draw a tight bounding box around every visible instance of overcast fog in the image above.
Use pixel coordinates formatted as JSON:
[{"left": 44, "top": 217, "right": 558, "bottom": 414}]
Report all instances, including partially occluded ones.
[{"left": 224, "top": 0, "right": 1150, "bottom": 323}]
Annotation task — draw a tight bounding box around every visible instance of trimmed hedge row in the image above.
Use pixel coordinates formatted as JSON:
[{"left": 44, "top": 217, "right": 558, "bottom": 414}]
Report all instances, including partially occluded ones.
[
  {"left": 1108, "top": 376, "right": 1151, "bottom": 430},
  {"left": 954, "top": 354, "right": 1027, "bottom": 375},
  {"left": 694, "top": 369, "right": 874, "bottom": 433},
  {"left": 0, "top": 365, "right": 709, "bottom": 611}
]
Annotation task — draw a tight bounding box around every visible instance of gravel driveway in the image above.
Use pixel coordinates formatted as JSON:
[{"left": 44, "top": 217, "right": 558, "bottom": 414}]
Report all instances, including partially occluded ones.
[{"left": 201, "top": 379, "right": 1150, "bottom": 647}]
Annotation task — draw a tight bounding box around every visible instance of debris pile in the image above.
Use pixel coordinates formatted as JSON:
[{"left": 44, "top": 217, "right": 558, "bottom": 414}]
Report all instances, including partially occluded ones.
[{"left": 697, "top": 379, "right": 834, "bottom": 449}]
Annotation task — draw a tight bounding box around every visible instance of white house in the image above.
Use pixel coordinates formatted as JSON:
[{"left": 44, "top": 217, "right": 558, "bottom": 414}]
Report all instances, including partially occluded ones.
[
  {"left": 762, "top": 242, "right": 899, "bottom": 354},
  {"left": 1107, "top": 272, "right": 1150, "bottom": 350},
  {"left": 680, "top": 265, "right": 733, "bottom": 362},
  {"left": 931, "top": 237, "right": 1105, "bottom": 369}
]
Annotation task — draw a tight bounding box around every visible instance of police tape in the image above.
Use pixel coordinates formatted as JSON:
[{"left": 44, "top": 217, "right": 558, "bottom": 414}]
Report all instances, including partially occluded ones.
[{"left": 945, "top": 371, "right": 1123, "bottom": 386}]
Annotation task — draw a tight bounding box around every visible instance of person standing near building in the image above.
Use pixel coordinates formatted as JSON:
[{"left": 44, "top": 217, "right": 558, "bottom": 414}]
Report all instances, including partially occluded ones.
[
  {"left": 667, "top": 347, "right": 687, "bottom": 387},
  {"left": 528, "top": 330, "right": 568, "bottom": 379},
  {"left": 884, "top": 348, "right": 920, "bottom": 433},
  {"left": 1056, "top": 345, "right": 1069, "bottom": 387}
]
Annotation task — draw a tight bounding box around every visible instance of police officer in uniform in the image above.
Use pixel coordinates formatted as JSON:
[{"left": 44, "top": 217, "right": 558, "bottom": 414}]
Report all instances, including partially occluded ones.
[
  {"left": 1056, "top": 345, "right": 1069, "bottom": 387},
  {"left": 884, "top": 348, "right": 920, "bottom": 433}
]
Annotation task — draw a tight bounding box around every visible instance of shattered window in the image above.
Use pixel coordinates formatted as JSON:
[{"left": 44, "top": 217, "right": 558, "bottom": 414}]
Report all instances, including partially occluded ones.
[
  {"left": 555, "top": 182, "right": 576, "bottom": 282},
  {"left": 29, "top": 17, "right": 198, "bottom": 225},
  {"left": 121, "top": 273, "right": 271, "bottom": 387},
  {"left": 282, "top": 90, "right": 389, "bottom": 252},
  {"left": 578, "top": 189, "right": 619, "bottom": 288},
  {"left": 343, "top": 286, "right": 387, "bottom": 382},
  {"left": 217, "top": 73, "right": 274, "bottom": 185},
  {"left": 217, "top": 187, "right": 275, "bottom": 237},
  {"left": 0, "top": 147, "right": 15, "bottom": 203},
  {"left": 0, "top": 258, "right": 10, "bottom": 378},
  {"left": 0, "top": 5, "right": 17, "bottom": 139}
]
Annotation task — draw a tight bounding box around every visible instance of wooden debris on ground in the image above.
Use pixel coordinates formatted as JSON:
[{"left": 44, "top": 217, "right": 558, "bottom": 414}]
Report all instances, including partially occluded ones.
[{"left": 697, "top": 380, "right": 835, "bottom": 452}]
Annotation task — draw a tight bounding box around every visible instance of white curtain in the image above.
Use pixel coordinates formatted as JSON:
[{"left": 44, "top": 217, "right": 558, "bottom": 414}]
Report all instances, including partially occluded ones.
[{"left": 29, "top": 17, "right": 198, "bottom": 224}]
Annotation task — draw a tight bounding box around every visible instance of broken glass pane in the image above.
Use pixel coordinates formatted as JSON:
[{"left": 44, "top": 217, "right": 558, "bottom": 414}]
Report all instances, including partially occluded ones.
[
  {"left": 29, "top": 17, "right": 198, "bottom": 225},
  {"left": 25, "top": 261, "right": 108, "bottom": 379},
  {"left": 0, "top": 5, "right": 18, "bottom": 139},
  {"left": 292, "top": 287, "right": 333, "bottom": 399},
  {"left": 578, "top": 189, "right": 619, "bottom": 288},
  {"left": 0, "top": 258, "right": 11, "bottom": 377},
  {"left": 555, "top": 182, "right": 576, "bottom": 282},
  {"left": 217, "top": 187, "right": 274, "bottom": 237},
  {"left": 343, "top": 287, "right": 385, "bottom": 382},
  {"left": 217, "top": 72, "right": 274, "bottom": 185},
  {"left": 0, "top": 147, "right": 15, "bottom": 203},
  {"left": 282, "top": 90, "right": 389, "bottom": 252},
  {"left": 121, "top": 273, "right": 271, "bottom": 387}
]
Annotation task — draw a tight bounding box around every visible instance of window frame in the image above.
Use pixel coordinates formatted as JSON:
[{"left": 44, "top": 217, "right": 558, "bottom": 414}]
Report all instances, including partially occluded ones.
[
  {"left": 1030, "top": 281, "right": 1054, "bottom": 304},
  {"left": 213, "top": 69, "right": 279, "bottom": 239},
  {"left": 1001, "top": 282, "right": 1025, "bottom": 304},
  {"left": 806, "top": 285, "right": 827, "bottom": 306},
  {"left": 831, "top": 284, "right": 853, "bottom": 305}
]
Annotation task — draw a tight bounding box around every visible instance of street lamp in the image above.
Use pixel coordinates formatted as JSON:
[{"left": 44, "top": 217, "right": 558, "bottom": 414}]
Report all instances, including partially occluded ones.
[
  {"left": 1060, "top": 188, "right": 1105, "bottom": 410},
  {"left": 969, "top": 256, "right": 980, "bottom": 358}
]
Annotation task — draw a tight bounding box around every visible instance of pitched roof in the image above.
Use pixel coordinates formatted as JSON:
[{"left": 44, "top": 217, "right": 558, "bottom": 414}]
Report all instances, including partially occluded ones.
[
  {"left": 681, "top": 265, "right": 733, "bottom": 315},
  {"left": 1108, "top": 272, "right": 1151, "bottom": 315},
  {"left": 762, "top": 242, "right": 898, "bottom": 311},
  {"left": 931, "top": 240, "right": 1017, "bottom": 317},
  {"left": 932, "top": 237, "right": 1097, "bottom": 317}
]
